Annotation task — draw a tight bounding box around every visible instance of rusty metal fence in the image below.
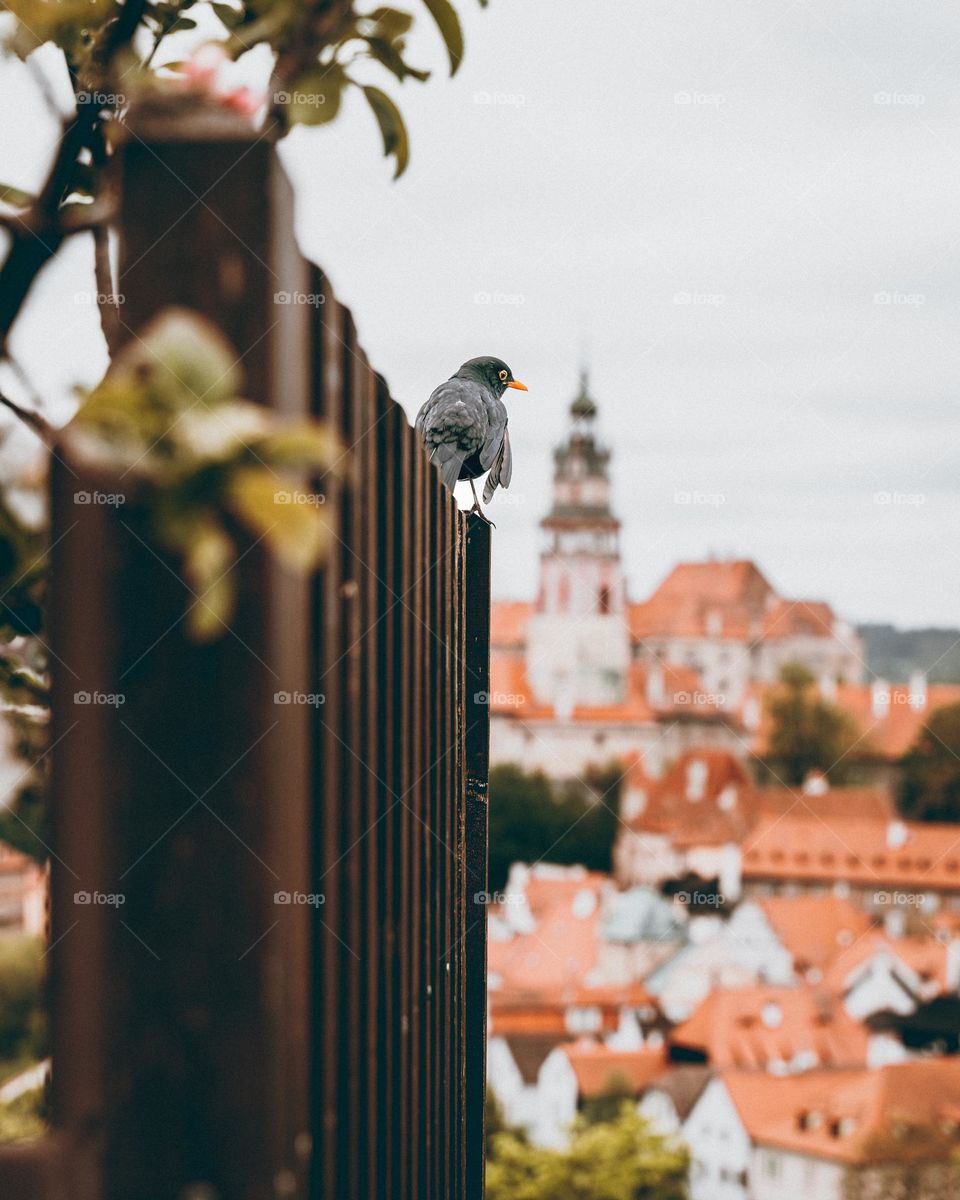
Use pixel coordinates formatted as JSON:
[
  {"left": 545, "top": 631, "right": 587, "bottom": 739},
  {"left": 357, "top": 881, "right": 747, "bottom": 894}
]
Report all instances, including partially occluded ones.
[{"left": 0, "top": 115, "right": 489, "bottom": 1200}]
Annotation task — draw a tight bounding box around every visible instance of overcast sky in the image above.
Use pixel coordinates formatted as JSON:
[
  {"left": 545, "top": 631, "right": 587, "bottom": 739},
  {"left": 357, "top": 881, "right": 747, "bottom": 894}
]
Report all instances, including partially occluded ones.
[{"left": 3, "top": 0, "right": 960, "bottom": 626}]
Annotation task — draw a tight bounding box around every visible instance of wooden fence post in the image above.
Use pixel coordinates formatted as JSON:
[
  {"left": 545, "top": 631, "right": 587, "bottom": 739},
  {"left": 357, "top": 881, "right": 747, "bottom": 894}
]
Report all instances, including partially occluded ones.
[{"left": 0, "top": 100, "right": 491, "bottom": 1200}]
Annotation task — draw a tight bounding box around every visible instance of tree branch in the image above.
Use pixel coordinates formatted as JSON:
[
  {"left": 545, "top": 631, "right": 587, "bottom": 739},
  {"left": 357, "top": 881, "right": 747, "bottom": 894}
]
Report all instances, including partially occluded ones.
[
  {"left": 0, "top": 0, "right": 148, "bottom": 357},
  {"left": 0, "top": 390, "right": 51, "bottom": 437},
  {"left": 93, "top": 224, "right": 122, "bottom": 355}
]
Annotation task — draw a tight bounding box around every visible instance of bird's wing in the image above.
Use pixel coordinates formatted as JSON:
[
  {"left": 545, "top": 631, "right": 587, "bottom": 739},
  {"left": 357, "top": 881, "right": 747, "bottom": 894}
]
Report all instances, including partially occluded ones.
[
  {"left": 482, "top": 424, "right": 512, "bottom": 504},
  {"left": 478, "top": 399, "right": 506, "bottom": 471},
  {"left": 415, "top": 380, "right": 487, "bottom": 491}
]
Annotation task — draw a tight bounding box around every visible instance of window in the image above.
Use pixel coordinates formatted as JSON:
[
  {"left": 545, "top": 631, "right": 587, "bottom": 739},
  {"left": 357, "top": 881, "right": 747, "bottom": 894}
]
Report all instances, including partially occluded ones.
[{"left": 598, "top": 585, "right": 611, "bottom": 614}]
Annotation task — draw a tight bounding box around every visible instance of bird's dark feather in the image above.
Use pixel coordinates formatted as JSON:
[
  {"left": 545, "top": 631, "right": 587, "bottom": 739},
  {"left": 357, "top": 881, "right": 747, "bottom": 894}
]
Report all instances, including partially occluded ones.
[
  {"left": 416, "top": 375, "right": 509, "bottom": 494},
  {"left": 483, "top": 425, "right": 512, "bottom": 503}
]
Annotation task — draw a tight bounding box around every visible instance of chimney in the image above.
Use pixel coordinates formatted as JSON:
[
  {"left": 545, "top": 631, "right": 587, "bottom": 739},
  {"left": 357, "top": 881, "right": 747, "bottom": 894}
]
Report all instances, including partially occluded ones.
[
  {"left": 871, "top": 679, "right": 890, "bottom": 719},
  {"left": 908, "top": 671, "right": 928, "bottom": 712},
  {"left": 886, "top": 820, "right": 908, "bottom": 850},
  {"left": 803, "top": 771, "right": 829, "bottom": 796},
  {"left": 685, "top": 758, "right": 708, "bottom": 802},
  {"left": 646, "top": 663, "right": 666, "bottom": 708},
  {"left": 946, "top": 939, "right": 960, "bottom": 991}
]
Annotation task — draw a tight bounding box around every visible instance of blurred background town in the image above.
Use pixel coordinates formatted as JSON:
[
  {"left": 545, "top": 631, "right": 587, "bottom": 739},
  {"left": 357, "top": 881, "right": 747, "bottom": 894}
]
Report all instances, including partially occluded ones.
[{"left": 480, "top": 373, "right": 960, "bottom": 1198}]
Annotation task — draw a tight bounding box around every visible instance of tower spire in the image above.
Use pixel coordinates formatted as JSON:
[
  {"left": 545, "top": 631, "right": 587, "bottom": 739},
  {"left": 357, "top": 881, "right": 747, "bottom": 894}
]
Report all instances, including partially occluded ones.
[{"left": 526, "top": 371, "right": 629, "bottom": 706}]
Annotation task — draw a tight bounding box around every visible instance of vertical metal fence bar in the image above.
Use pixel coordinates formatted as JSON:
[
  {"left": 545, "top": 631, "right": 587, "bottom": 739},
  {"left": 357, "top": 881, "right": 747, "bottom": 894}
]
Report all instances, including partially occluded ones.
[{"left": 464, "top": 516, "right": 492, "bottom": 1200}]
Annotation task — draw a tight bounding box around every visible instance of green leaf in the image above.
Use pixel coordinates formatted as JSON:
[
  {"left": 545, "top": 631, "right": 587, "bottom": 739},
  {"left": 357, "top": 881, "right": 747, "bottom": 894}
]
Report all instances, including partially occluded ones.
[
  {"left": 257, "top": 425, "right": 345, "bottom": 474},
  {"left": 421, "top": 0, "right": 463, "bottom": 75},
  {"left": 0, "top": 184, "right": 34, "bottom": 208},
  {"left": 226, "top": 467, "right": 333, "bottom": 573},
  {"left": 286, "top": 64, "right": 346, "bottom": 126},
  {"left": 362, "top": 85, "right": 409, "bottom": 179},
  {"left": 210, "top": 1, "right": 244, "bottom": 28},
  {"left": 365, "top": 6, "right": 414, "bottom": 41},
  {"left": 365, "top": 35, "right": 429, "bottom": 82},
  {"left": 180, "top": 520, "right": 236, "bottom": 642}
]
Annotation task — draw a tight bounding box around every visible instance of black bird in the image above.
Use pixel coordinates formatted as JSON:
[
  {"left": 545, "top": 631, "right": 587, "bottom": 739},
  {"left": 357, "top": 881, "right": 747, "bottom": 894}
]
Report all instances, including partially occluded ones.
[{"left": 415, "top": 356, "right": 527, "bottom": 522}]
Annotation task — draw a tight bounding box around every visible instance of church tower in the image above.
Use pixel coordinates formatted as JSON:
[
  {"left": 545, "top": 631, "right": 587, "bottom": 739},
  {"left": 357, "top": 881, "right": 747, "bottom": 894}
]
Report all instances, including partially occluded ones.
[{"left": 526, "top": 373, "right": 630, "bottom": 712}]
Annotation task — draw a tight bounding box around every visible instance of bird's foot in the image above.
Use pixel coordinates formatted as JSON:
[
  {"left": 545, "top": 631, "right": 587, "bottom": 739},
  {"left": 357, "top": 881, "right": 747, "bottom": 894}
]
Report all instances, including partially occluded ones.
[{"left": 468, "top": 501, "right": 496, "bottom": 528}]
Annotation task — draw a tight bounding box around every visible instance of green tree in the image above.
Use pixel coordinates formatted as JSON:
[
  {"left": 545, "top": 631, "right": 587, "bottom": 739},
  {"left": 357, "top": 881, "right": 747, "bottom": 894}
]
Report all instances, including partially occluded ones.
[
  {"left": 842, "top": 1123, "right": 960, "bottom": 1200},
  {"left": 488, "top": 762, "right": 621, "bottom": 892},
  {"left": 764, "top": 662, "right": 859, "bottom": 785},
  {"left": 486, "top": 1104, "right": 689, "bottom": 1200},
  {"left": 580, "top": 1071, "right": 636, "bottom": 1127},
  {"left": 0, "top": 937, "right": 46, "bottom": 1068},
  {"left": 485, "top": 1085, "right": 526, "bottom": 1156},
  {"left": 899, "top": 703, "right": 960, "bottom": 821}
]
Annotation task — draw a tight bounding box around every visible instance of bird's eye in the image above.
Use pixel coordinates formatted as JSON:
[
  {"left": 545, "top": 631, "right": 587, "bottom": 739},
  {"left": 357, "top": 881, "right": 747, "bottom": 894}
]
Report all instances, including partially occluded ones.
[{"left": 499, "top": 369, "right": 508, "bottom": 381}]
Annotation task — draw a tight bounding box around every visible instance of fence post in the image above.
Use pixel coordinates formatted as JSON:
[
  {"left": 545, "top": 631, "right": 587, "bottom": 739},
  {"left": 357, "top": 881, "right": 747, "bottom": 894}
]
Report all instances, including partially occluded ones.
[
  {"left": 13, "top": 98, "right": 491, "bottom": 1200},
  {"left": 463, "top": 514, "right": 491, "bottom": 1200}
]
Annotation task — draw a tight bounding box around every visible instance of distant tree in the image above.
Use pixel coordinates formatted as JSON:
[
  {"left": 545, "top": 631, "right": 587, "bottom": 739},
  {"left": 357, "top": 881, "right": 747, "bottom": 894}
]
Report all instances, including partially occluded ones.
[
  {"left": 488, "top": 762, "right": 622, "bottom": 892},
  {"left": 579, "top": 1071, "right": 636, "bottom": 1127},
  {"left": 485, "top": 1104, "right": 689, "bottom": 1200},
  {"left": 764, "top": 662, "right": 859, "bottom": 785},
  {"left": 842, "top": 1123, "right": 960, "bottom": 1200},
  {"left": 899, "top": 703, "right": 960, "bottom": 822},
  {"left": 485, "top": 1086, "right": 526, "bottom": 1156},
  {"left": 0, "top": 937, "right": 46, "bottom": 1068}
]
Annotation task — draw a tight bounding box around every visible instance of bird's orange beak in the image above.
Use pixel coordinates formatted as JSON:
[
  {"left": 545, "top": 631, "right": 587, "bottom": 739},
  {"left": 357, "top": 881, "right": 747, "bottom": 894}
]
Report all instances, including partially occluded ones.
[{"left": 507, "top": 379, "right": 528, "bottom": 391}]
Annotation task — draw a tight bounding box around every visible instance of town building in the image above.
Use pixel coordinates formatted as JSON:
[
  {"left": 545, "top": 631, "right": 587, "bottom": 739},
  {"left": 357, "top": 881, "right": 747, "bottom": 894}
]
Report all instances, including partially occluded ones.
[
  {"left": 490, "top": 375, "right": 865, "bottom": 776},
  {"left": 682, "top": 1061, "right": 960, "bottom": 1200},
  {"left": 613, "top": 747, "right": 893, "bottom": 900}
]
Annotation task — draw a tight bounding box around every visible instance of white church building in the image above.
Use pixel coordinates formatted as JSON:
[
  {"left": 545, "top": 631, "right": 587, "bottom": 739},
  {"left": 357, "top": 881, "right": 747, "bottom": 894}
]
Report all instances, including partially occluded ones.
[{"left": 489, "top": 375, "right": 863, "bottom": 777}]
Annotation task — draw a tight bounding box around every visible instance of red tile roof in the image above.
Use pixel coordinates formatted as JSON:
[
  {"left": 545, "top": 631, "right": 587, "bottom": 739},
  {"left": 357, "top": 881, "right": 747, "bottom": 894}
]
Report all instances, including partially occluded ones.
[
  {"left": 488, "top": 868, "right": 656, "bottom": 1028},
  {"left": 628, "top": 560, "right": 775, "bottom": 640},
  {"left": 742, "top": 813, "right": 960, "bottom": 892},
  {"left": 624, "top": 748, "right": 894, "bottom": 847},
  {"left": 559, "top": 1040, "right": 667, "bottom": 1097},
  {"left": 490, "top": 600, "right": 533, "bottom": 648},
  {"left": 822, "top": 929, "right": 953, "bottom": 996},
  {"left": 669, "top": 985, "right": 868, "bottom": 1070},
  {"left": 754, "top": 895, "right": 873, "bottom": 973},
  {"left": 487, "top": 653, "right": 728, "bottom": 725},
  {"left": 723, "top": 1059, "right": 960, "bottom": 1165},
  {"left": 627, "top": 748, "right": 755, "bottom": 846},
  {"left": 761, "top": 599, "right": 837, "bottom": 640}
]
